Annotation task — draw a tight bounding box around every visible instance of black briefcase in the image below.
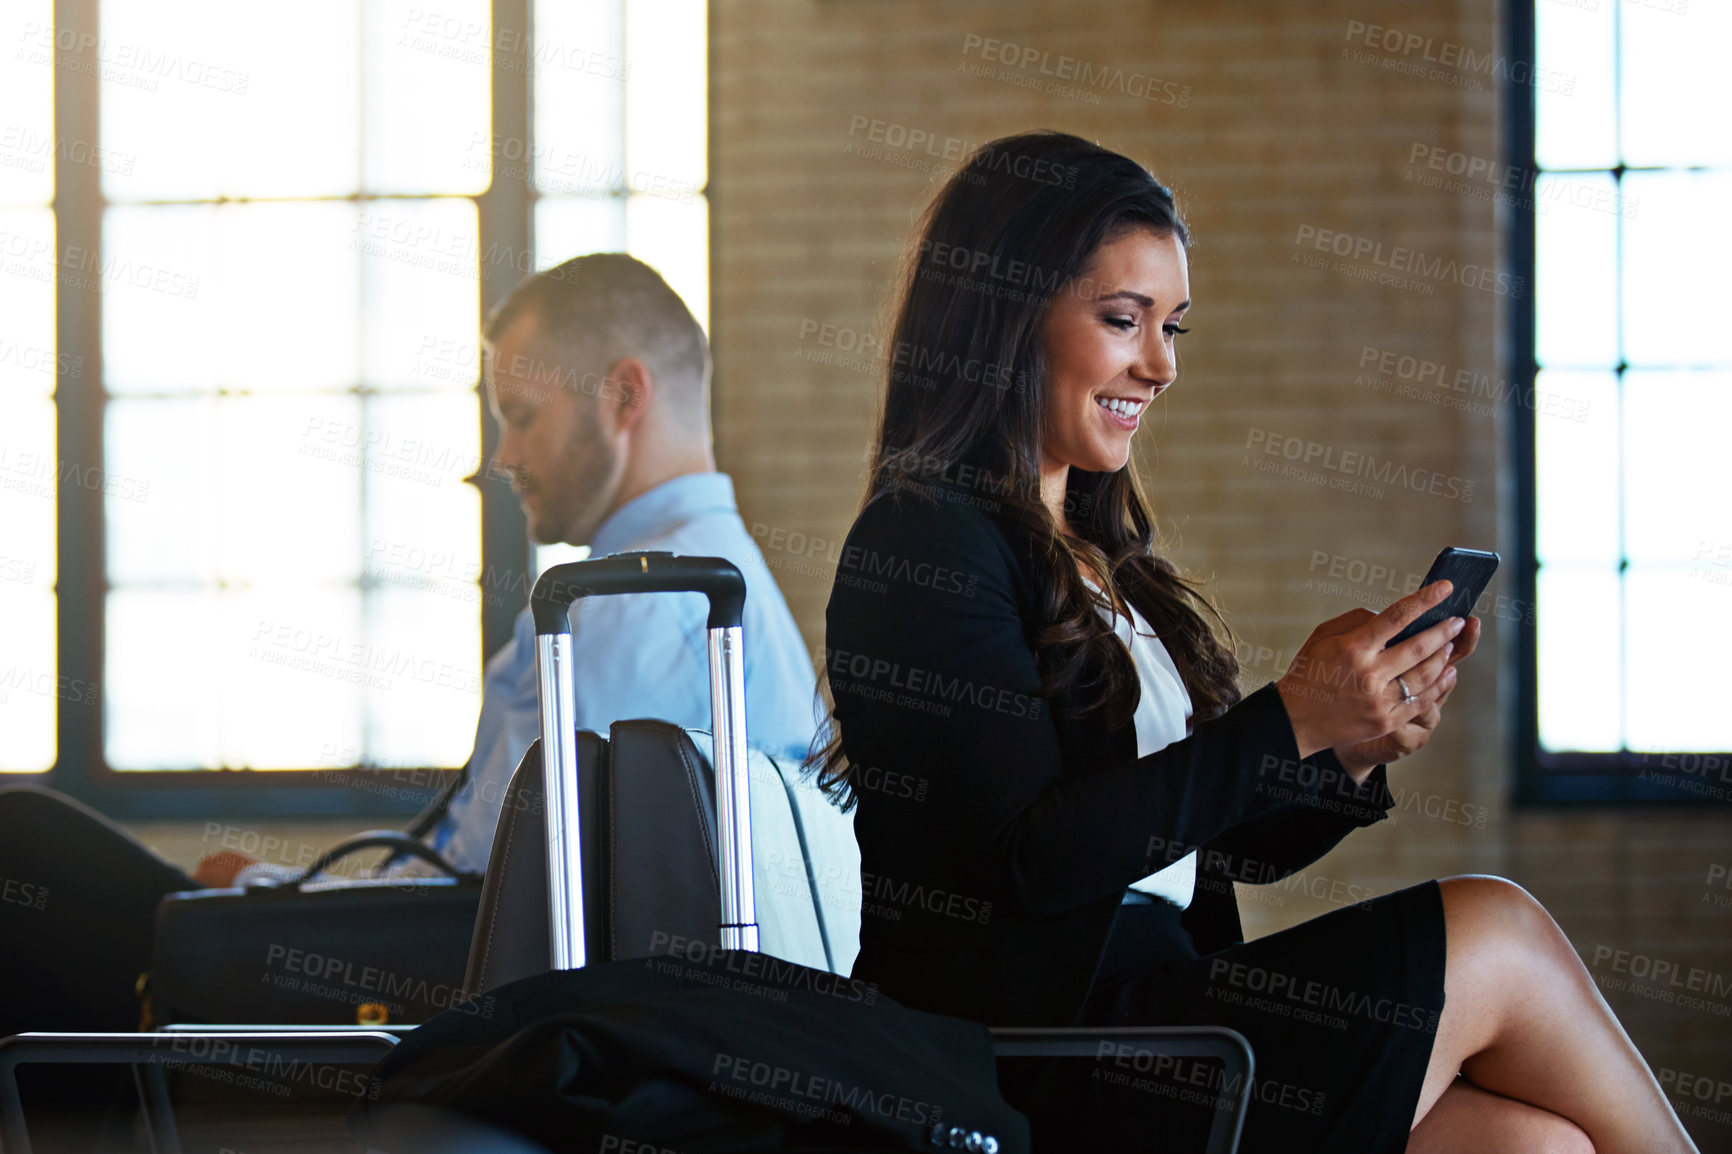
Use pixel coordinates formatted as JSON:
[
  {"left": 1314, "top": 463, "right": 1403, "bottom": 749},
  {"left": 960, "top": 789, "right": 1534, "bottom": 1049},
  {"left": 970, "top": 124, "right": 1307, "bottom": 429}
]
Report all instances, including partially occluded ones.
[{"left": 146, "top": 832, "right": 483, "bottom": 1027}]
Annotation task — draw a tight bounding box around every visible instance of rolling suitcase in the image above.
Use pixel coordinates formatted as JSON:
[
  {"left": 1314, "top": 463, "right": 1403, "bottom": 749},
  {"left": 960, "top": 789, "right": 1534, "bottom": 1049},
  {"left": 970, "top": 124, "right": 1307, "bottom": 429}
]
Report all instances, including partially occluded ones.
[{"left": 355, "top": 552, "right": 1029, "bottom": 1152}]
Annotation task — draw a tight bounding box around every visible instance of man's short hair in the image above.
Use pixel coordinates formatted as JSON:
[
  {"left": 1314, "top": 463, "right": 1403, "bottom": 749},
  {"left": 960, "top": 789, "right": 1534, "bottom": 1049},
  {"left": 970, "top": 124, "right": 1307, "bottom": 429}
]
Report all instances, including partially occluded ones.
[{"left": 482, "top": 253, "right": 710, "bottom": 402}]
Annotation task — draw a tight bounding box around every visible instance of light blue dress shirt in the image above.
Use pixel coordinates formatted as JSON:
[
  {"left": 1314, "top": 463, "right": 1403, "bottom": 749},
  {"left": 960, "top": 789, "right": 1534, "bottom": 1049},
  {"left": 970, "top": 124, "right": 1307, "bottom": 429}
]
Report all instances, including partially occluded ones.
[{"left": 427, "top": 472, "right": 821, "bottom": 875}]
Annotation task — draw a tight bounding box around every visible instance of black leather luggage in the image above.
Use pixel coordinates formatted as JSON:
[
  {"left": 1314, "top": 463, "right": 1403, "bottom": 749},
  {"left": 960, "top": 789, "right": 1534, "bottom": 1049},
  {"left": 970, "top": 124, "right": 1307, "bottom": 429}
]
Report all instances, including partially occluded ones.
[{"left": 358, "top": 553, "right": 1023, "bottom": 1152}]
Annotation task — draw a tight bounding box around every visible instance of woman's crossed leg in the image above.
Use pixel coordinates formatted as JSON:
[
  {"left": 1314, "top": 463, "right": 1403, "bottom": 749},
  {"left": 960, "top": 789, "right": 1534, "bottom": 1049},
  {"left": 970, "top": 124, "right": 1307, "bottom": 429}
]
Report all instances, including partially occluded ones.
[{"left": 1409, "top": 875, "right": 1697, "bottom": 1154}]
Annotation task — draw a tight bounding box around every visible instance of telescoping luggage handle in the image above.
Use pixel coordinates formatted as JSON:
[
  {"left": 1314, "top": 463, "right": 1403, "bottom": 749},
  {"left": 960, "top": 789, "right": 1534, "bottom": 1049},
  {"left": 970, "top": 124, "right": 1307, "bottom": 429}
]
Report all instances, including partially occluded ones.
[{"left": 529, "top": 552, "right": 756, "bottom": 971}]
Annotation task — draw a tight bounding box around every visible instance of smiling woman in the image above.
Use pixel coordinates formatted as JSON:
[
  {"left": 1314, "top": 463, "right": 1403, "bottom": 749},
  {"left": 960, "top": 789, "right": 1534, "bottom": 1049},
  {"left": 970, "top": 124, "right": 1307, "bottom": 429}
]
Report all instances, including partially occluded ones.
[{"left": 809, "top": 130, "right": 1696, "bottom": 1153}]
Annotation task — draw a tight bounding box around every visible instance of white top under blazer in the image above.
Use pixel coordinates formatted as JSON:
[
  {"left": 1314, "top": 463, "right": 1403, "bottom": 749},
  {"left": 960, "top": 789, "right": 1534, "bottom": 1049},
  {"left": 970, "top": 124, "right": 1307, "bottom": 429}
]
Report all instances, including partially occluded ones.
[{"left": 1084, "top": 577, "right": 1197, "bottom": 909}]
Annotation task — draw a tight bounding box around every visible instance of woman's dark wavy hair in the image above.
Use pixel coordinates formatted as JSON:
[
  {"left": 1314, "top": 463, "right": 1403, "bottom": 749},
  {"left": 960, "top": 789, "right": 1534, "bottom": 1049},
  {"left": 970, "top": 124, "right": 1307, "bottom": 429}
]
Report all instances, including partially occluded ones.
[{"left": 807, "top": 130, "right": 1242, "bottom": 810}]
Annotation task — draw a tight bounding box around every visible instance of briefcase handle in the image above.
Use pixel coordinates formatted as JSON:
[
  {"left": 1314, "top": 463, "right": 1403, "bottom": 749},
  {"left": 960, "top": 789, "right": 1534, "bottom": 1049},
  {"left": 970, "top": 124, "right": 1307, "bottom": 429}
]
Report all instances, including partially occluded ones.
[{"left": 293, "top": 831, "right": 465, "bottom": 888}]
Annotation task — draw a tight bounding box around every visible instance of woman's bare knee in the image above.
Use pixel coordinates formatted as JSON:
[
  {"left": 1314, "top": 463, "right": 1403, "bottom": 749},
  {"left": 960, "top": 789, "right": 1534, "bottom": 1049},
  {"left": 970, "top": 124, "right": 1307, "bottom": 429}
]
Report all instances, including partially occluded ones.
[{"left": 1438, "top": 875, "right": 1564, "bottom": 948}]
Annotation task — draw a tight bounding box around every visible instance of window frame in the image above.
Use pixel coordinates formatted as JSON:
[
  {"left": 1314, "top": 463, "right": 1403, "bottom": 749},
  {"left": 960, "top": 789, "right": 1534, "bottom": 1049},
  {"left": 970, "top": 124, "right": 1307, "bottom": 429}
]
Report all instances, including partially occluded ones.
[
  {"left": 46, "top": 0, "right": 531, "bottom": 820},
  {"left": 1508, "top": 0, "right": 1732, "bottom": 808}
]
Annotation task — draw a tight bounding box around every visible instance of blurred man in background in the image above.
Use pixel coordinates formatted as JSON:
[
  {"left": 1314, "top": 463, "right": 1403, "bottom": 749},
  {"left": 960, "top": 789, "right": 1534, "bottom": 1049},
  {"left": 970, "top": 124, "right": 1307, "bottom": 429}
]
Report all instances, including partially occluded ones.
[{"left": 200, "top": 252, "right": 819, "bottom": 884}]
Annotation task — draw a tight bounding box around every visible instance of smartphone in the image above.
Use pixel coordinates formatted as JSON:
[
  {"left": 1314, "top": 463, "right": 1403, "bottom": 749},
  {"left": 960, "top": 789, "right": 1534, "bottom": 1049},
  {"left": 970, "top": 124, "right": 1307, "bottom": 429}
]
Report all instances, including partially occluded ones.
[{"left": 1384, "top": 547, "right": 1500, "bottom": 648}]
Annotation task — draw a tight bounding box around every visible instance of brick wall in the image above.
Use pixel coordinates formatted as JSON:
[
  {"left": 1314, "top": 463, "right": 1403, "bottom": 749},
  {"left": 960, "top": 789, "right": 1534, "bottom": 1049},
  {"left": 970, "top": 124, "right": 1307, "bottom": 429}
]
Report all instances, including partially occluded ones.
[{"left": 710, "top": 1, "right": 1732, "bottom": 1144}]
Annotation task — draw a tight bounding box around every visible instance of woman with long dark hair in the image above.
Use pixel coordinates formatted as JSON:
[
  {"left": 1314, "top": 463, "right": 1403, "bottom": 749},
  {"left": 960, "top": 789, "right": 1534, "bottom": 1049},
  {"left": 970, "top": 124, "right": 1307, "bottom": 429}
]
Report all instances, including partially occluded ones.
[{"left": 812, "top": 131, "right": 1695, "bottom": 1152}]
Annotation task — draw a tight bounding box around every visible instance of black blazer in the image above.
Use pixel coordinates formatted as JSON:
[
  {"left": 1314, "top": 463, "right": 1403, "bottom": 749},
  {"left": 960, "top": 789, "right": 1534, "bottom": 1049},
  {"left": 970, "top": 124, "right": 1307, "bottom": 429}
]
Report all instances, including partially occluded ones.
[{"left": 824, "top": 480, "right": 1399, "bottom": 1027}]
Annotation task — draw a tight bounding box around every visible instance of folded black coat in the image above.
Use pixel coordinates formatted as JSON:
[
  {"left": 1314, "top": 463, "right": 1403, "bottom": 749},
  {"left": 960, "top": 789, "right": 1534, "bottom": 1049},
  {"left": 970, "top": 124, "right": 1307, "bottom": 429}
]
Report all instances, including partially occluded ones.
[{"left": 351, "top": 948, "right": 1030, "bottom": 1153}]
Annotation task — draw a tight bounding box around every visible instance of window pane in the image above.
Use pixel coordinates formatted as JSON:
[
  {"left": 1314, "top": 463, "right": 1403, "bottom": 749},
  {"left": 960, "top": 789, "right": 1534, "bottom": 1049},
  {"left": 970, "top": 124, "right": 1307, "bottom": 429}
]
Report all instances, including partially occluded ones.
[
  {"left": 0, "top": 209, "right": 57, "bottom": 399},
  {"left": 1622, "top": 171, "right": 1732, "bottom": 368},
  {"left": 1537, "top": 567, "right": 1621, "bottom": 752},
  {"left": 1626, "top": 569, "right": 1732, "bottom": 752},
  {"left": 1534, "top": 0, "right": 1617, "bottom": 170},
  {"left": 535, "top": 195, "right": 626, "bottom": 268},
  {"left": 367, "top": 487, "right": 484, "bottom": 611},
  {"left": 358, "top": 199, "right": 480, "bottom": 389},
  {"left": 1535, "top": 370, "right": 1619, "bottom": 567},
  {"left": 1624, "top": 371, "right": 1732, "bottom": 566},
  {"left": 106, "top": 398, "right": 217, "bottom": 584},
  {"left": 364, "top": 0, "right": 492, "bottom": 195},
  {"left": 107, "top": 587, "right": 368, "bottom": 769},
  {"left": 0, "top": 1, "right": 55, "bottom": 206},
  {"left": 624, "top": 0, "right": 706, "bottom": 193},
  {"left": 0, "top": 367, "right": 57, "bottom": 771},
  {"left": 226, "top": 584, "right": 367, "bottom": 769},
  {"left": 533, "top": 0, "right": 624, "bottom": 195},
  {"left": 0, "top": 590, "right": 60, "bottom": 772},
  {"left": 361, "top": 393, "right": 482, "bottom": 550},
  {"left": 364, "top": 588, "right": 482, "bottom": 767},
  {"left": 105, "top": 203, "right": 361, "bottom": 394},
  {"left": 106, "top": 588, "right": 225, "bottom": 769},
  {"left": 100, "top": 0, "right": 360, "bottom": 201},
  {"left": 0, "top": 394, "right": 57, "bottom": 588},
  {"left": 1620, "top": 1, "right": 1732, "bottom": 169},
  {"left": 1534, "top": 174, "right": 1618, "bottom": 369},
  {"left": 221, "top": 395, "right": 364, "bottom": 584},
  {"left": 626, "top": 193, "right": 708, "bottom": 331}
]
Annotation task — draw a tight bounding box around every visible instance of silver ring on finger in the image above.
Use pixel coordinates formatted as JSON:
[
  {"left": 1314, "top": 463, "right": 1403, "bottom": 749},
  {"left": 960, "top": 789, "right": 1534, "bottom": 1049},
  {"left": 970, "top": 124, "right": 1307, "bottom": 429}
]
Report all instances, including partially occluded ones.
[{"left": 1396, "top": 676, "right": 1417, "bottom": 705}]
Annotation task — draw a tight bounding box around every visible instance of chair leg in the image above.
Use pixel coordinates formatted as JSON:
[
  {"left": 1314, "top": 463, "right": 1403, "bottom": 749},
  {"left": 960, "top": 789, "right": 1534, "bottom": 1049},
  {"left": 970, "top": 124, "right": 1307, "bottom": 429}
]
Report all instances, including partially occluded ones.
[{"left": 132, "top": 1061, "right": 184, "bottom": 1154}]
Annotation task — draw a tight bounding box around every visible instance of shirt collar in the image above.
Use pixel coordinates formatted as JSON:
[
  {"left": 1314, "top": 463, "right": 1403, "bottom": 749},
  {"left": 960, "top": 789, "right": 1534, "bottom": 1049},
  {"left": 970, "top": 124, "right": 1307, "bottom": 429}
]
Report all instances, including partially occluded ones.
[{"left": 589, "top": 472, "right": 738, "bottom": 557}]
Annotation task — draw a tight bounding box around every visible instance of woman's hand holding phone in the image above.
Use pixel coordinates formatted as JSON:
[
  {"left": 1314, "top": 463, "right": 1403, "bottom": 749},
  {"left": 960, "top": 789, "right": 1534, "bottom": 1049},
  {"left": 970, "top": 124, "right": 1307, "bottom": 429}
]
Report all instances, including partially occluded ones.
[{"left": 1275, "top": 580, "right": 1478, "bottom": 780}]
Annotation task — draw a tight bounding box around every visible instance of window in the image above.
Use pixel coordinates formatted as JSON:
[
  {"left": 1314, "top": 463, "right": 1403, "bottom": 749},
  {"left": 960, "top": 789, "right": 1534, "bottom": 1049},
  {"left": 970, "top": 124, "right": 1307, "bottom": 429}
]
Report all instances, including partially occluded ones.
[
  {"left": 6, "top": 0, "right": 707, "bottom": 817},
  {"left": 1515, "top": 0, "right": 1732, "bottom": 803},
  {"left": 528, "top": 0, "right": 708, "bottom": 577}
]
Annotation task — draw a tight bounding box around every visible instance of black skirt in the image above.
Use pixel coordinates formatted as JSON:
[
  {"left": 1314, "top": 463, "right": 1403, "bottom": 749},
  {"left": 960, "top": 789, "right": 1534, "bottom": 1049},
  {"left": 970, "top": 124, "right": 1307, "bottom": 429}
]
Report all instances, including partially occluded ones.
[{"left": 1006, "top": 879, "right": 1448, "bottom": 1153}]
